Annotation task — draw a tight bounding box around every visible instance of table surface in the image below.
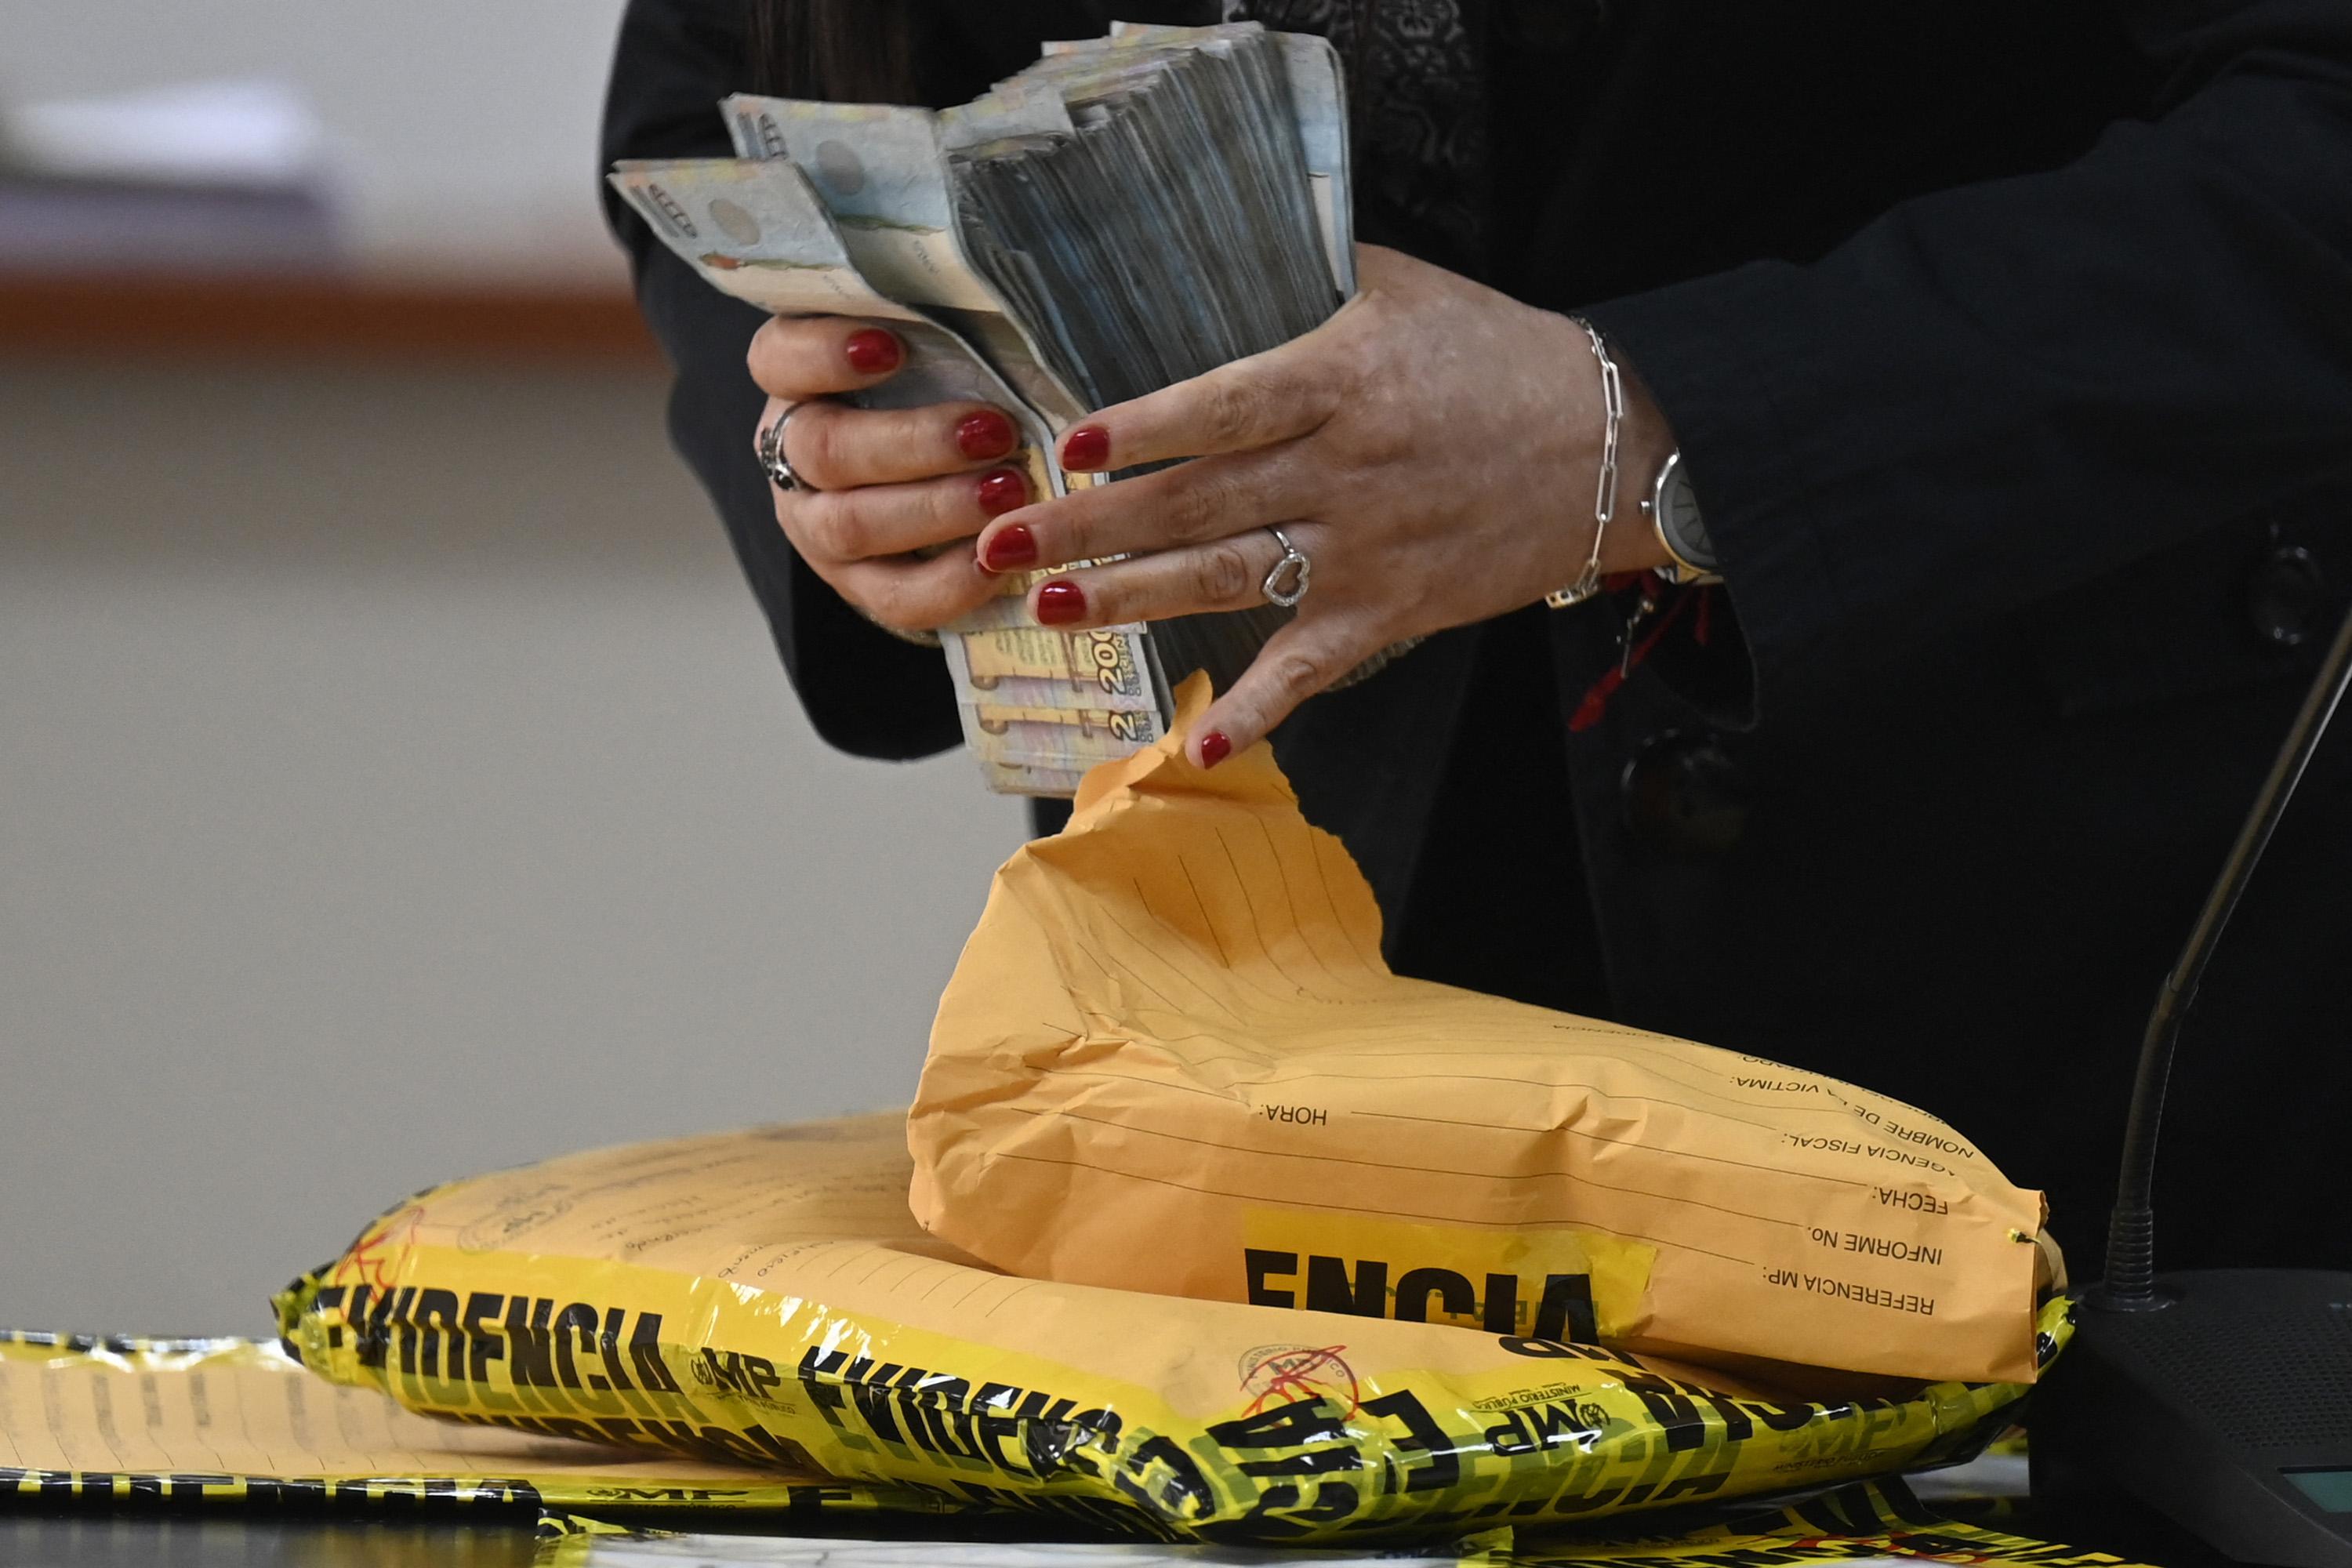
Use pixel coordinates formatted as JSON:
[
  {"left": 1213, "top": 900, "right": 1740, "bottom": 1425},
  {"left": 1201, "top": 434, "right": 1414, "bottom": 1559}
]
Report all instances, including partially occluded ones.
[
  {"left": 0, "top": 1505, "right": 2223, "bottom": 1568},
  {"left": 0, "top": 1514, "right": 540, "bottom": 1567},
  {"left": 0, "top": 1455, "right": 2230, "bottom": 1567},
  {"left": 0, "top": 1517, "right": 1923, "bottom": 1568}
]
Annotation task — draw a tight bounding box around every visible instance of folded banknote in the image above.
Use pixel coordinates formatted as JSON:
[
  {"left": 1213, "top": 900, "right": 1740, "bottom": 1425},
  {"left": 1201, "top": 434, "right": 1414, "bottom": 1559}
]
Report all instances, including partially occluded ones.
[{"left": 615, "top": 22, "right": 1356, "bottom": 795}]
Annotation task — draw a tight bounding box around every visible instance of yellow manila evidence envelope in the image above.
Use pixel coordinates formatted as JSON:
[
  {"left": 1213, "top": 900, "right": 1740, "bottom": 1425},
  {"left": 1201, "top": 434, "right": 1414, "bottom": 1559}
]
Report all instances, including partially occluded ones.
[{"left": 912, "top": 676, "right": 2055, "bottom": 1385}]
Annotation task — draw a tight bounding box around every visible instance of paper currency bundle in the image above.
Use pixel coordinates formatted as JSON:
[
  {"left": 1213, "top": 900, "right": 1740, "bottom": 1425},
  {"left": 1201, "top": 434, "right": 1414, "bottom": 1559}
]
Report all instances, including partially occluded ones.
[{"left": 609, "top": 24, "right": 1355, "bottom": 796}]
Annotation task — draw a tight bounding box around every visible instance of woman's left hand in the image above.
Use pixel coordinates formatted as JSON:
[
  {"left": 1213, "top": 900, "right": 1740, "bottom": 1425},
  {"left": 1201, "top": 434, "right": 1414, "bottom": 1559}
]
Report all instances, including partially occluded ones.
[{"left": 969, "top": 243, "right": 1675, "bottom": 766}]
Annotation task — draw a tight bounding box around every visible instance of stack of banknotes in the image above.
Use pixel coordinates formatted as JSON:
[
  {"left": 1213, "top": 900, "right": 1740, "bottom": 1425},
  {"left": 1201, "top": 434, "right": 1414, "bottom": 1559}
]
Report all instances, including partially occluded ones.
[{"left": 609, "top": 22, "right": 1353, "bottom": 795}]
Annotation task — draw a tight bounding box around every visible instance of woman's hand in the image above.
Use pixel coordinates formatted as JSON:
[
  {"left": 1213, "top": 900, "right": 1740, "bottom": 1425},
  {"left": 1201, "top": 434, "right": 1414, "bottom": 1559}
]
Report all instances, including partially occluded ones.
[
  {"left": 968, "top": 245, "right": 1675, "bottom": 764},
  {"left": 748, "top": 317, "right": 1031, "bottom": 633}
]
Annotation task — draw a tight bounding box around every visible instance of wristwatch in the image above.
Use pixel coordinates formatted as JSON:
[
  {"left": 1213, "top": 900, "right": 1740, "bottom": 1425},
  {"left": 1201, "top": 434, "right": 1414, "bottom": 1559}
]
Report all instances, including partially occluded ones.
[{"left": 1642, "top": 450, "right": 1722, "bottom": 584}]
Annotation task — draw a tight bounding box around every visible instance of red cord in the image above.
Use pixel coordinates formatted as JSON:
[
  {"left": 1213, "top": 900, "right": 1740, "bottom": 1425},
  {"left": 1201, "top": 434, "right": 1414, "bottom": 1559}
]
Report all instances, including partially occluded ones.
[{"left": 1568, "top": 579, "right": 1697, "bottom": 733}]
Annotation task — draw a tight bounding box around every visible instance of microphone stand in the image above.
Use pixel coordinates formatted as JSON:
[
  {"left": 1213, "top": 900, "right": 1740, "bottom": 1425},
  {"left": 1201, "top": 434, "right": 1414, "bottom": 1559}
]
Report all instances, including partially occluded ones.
[
  {"left": 2031, "top": 600, "right": 2352, "bottom": 1566},
  {"left": 2103, "top": 601, "right": 2352, "bottom": 1308}
]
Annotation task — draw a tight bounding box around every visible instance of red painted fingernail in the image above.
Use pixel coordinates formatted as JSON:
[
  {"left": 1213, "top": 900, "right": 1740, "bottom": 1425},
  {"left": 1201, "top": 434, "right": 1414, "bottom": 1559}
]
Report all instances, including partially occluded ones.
[
  {"left": 1199, "top": 731, "right": 1232, "bottom": 769},
  {"left": 981, "top": 524, "right": 1038, "bottom": 573},
  {"left": 1062, "top": 425, "right": 1111, "bottom": 471},
  {"left": 975, "top": 467, "right": 1028, "bottom": 517},
  {"left": 844, "top": 328, "right": 901, "bottom": 374},
  {"left": 956, "top": 409, "right": 1018, "bottom": 461},
  {"left": 1035, "top": 579, "right": 1087, "bottom": 626}
]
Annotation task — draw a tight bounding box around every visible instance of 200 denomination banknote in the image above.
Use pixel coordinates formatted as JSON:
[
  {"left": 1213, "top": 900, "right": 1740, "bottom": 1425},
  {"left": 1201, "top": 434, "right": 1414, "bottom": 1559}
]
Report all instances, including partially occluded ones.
[{"left": 618, "top": 21, "right": 1356, "bottom": 796}]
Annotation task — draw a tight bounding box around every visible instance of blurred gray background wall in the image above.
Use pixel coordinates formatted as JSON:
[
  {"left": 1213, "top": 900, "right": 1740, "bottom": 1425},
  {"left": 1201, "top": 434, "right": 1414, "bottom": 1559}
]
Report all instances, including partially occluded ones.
[
  {"left": 0, "top": 0, "right": 637, "bottom": 278},
  {"left": 0, "top": 4, "right": 1027, "bottom": 1334}
]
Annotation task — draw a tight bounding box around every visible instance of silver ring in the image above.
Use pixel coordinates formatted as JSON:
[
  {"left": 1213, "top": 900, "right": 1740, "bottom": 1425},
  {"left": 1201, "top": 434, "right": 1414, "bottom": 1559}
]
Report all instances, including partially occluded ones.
[
  {"left": 1261, "top": 526, "right": 1311, "bottom": 608},
  {"left": 758, "top": 402, "right": 815, "bottom": 492}
]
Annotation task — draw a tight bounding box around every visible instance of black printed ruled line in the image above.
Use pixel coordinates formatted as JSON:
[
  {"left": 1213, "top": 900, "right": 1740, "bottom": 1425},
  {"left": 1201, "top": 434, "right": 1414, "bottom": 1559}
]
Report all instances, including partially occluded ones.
[
  {"left": 1549, "top": 1020, "right": 1670, "bottom": 1040},
  {"left": 646, "top": 1183, "right": 790, "bottom": 1225},
  {"left": 1145, "top": 1047, "right": 1860, "bottom": 1127},
  {"left": 978, "top": 1149, "right": 1756, "bottom": 1267},
  {"left": 337, "top": 1384, "right": 390, "bottom": 1476},
  {"left": 1172, "top": 861, "right": 1235, "bottom": 971},
  {"left": 1245, "top": 815, "right": 1387, "bottom": 991},
  {"left": 0, "top": 1371, "right": 21, "bottom": 1468},
  {"left": 1121, "top": 875, "right": 1328, "bottom": 1017},
  {"left": 797, "top": 1240, "right": 866, "bottom": 1283},
  {"left": 93, "top": 1376, "right": 128, "bottom": 1473},
  {"left": 1212, "top": 830, "right": 1384, "bottom": 1007},
  {"left": 1131, "top": 1053, "right": 1792, "bottom": 1138},
  {"left": 176, "top": 1372, "right": 230, "bottom": 1476},
  {"left": 45, "top": 1377, "right": 80, "bottom": 1472},
  {"left": 1357, "top": 1107, "right": 1875, "bottom": 1189},
  {"left": 1046, "top": 1057, "right": 1869, "bottom": 1190},
  {"left": 1191, "top": 846, "right": 1330, "bottom": 1005},
  {"left": 364, "top": 1395, "right": 402, "bottom": 1476},
  {"left": 916, "top": 1265, "right": 976, "bottom": 1305},
  {"left": 982, "top": 1280, "right": 1047, "bottom": 1319},
  {"left": 37, "top": 1380, "right": 69, "bottom": 1471},
  {"left": 1524, "top": 1033, "right": 1882, "bottom": 1105},
  {"left": 328, "top": 1368, "right": 372, "bottom": 1473},
  {"left": 1039, "top": 1018, "right": 1240, "bottom": 1081},
  {"left": 1065, "top": 920, "right": 1251, "bottom": 1028},
  {"left": 1063, "top": 1015, "right": 1254, "bottom": 1053},
  {"left": 1175, "top": 1010, "right": 1679, "bottom": 1059},
  {"left": 908, "top": 1254, "right": 986, "bottom": 1301},
  {"left": 1031, "top": 1065, "right": 1866, "bottom": 1196},
  {"left": 1209, "top": 1040, "right": 1811, "bottom": 1113},
  {"left": 1270, "top": 832, "right": 1392, "bottom": 992},
  {"left": 1073, "top": 1009, "right": 1272, "bottom": 1061},
  {"left": 1309, "top": 834, "right": 1388, "bottom": 975},
  {"left": 1157, "top": 1021, "right": 1780, "bottom": 1096},
  {"left": 353, "top": 1396, "right": 401, "bottom": 1461},
  {"left": 1077, "top": 926, "right": 1242, "bottom": 1025},
  {"left": 1226, "top": 821, "right": 1367, "bottom": 999},
  {"left": 863, "top": 1250, "right": 942, "bottom": 1291},
  {"left": 1007, "top": 1104, "right": 1806, "bottom": 1230},
  {"left": 945, "top": 1271, "right": 1004, "bottom": 1312},
  {"left": 1545, "top": 1017, "right": 1795, "bottom": 1061},
  {"left": 1077, "top": 1024, "right": 1258, "bottom": 1052},
  {"left": 278, "top": 1377, "right": 314, "bottom": 1476},
  {"left": 1046, "top": 1066, "right": 1252, "bottom": 1105},
  {"left": 738, "top": 1225, "right": 901, "bottom": 1243},
  {"left": 1141, "top": 873, "right": 1319, "bottom": 1013},
  {"left": 236, "top": 1363, "right": 280, "bottom": 1476},
  {"left": 228, "top": 1361, "right": 268, "bottom": 1475},
  {"left": 845, "top": 1250, "right": 931, "bottom": 1294},
  {"left": 1033, "top": 994, "right": 1875, "bottom": 1130}
]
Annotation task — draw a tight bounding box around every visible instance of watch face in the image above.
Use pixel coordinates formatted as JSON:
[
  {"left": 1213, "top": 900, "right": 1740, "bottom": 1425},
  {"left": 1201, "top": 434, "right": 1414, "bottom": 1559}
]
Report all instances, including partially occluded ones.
[{"left": 1658, "top": 460, "right": 1717, "bottom": 572}]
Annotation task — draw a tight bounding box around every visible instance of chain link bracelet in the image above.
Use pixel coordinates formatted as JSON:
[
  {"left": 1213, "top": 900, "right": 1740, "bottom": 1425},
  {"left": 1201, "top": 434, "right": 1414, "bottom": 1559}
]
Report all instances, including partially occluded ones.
[{"left": 1544, "top": 315, "right": 1623, "bottom": 610}]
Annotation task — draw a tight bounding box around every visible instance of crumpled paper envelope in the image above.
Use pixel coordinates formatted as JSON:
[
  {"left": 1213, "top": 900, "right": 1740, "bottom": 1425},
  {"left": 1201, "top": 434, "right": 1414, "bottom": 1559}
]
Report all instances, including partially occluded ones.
[{"left": 911, "top": 676, "right": 2053, "bottom": 1385}]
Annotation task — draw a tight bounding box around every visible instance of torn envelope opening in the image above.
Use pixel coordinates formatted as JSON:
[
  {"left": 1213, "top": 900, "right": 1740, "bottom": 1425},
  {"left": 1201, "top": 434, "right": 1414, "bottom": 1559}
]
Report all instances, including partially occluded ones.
[{"left": 911, "top": 676, "right": 2057, "bottom": 1386}]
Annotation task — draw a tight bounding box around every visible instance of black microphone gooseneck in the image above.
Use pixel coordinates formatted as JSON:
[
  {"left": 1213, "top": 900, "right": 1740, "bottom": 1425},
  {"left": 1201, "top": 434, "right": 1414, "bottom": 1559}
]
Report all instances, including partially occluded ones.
[{"left": 2100, "top": 601, "right": 2352, "bottom": 1308}]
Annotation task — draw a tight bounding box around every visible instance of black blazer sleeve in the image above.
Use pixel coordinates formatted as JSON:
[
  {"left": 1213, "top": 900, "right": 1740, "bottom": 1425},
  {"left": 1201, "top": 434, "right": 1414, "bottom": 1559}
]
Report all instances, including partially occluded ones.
[
  {"left": 601, "top": 0, "right": 956, "bottom": 759},
  {"left": 1581, "top": 0, "right": 2352, "bottom": 722},
  {"left": 597, "top": 0, "right": 1211, "bottom": 760}
]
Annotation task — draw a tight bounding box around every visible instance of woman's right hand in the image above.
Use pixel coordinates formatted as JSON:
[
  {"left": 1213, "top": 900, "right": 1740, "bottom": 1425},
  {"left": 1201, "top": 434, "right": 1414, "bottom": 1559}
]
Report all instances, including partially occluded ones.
[{"left": 748, "top": 317, "right": 1032, "bottom": 633}]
